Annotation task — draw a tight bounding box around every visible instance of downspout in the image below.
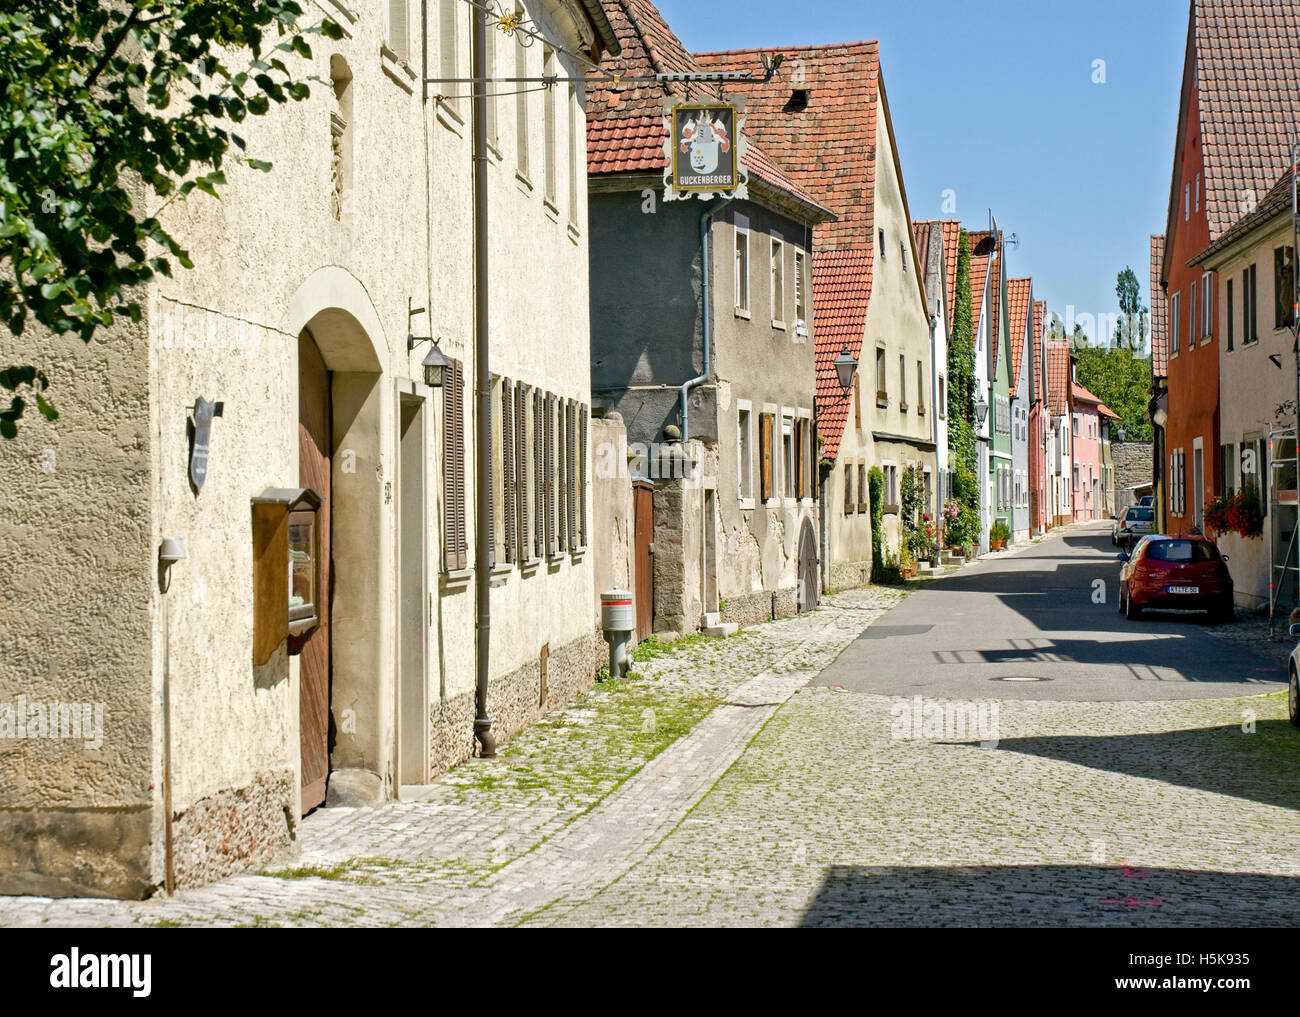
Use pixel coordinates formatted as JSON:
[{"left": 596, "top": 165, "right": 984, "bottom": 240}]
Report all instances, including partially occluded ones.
[
  {"left": 472, "top": 1, "right": 495, "bottom": 757},
  {"left": 930, "top": 314, "right": 939, "bottom": 519},
  {"left": 681, "top": 198, "right": 733, "bottom": 439}
]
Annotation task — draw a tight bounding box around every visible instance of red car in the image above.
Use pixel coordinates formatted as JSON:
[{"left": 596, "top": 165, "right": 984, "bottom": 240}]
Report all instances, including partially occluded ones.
[{"left": 1118, "top": 535, "right": 1234, "bottom": 622}]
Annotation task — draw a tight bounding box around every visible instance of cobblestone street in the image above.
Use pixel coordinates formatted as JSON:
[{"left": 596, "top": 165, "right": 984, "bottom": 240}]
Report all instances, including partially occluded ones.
[{"left": 4, "top": 526, "right": 1298, "bottom": 928}]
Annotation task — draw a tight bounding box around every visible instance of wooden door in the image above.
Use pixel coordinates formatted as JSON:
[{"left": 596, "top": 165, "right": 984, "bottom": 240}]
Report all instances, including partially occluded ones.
[
  {"left": 797, "top": 518, "right": 819, "bottom": 613},
  {"left": 633, "top": 482, "right": 653, "bottom": 642},
  {"left": 295, "top": 333, "right": 332, "bottom": 814}
]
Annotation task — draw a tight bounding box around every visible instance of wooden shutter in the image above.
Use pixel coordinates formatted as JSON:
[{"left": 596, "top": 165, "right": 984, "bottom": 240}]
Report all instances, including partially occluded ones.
[
  {"left": 794, "top": 420, "right": 806, "bottom": 500},
  {"left": 534, "top": 391, "right": 544, "bottom": 559},
  {"left": 485, "top": 376, "right": 495, "bottom": 569},
  {"left": 512, "top": 387, "right": 522, "bottom": 564},
  {"left": 545, "top": 392, "right": 555, "bottom": 554},
  {"left": 844, "top": 461, "right": 853, "bottom": 515},
  {"left": 503, "top": 379, "right": 516, "bottom": 563},
  {"left": 444, "top": 359, "right": 468, "bottom": 571},
  {"left": 858, "top": 463, "right": 867, "bottom": 512},
  {"left": 759, "top": 413, "right": 773, "bottom": 502},
  {"left": 578, "top": 404, "right": 588, "bottom": 548},
  {"left": 566, "top": 400, "right": 577, "bottom": 552}
]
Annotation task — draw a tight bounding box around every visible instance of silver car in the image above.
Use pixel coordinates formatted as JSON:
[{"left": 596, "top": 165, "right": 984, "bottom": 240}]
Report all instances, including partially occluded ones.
[
  {"left": 1113, "top": 505, "right": 1155, "bottom": 547},
  {"left": 1289, "top": 625, "right": 1300, "bottom": 726}
]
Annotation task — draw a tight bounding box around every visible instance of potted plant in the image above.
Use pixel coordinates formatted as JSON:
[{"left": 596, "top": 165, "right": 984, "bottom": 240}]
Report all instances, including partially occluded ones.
[
  {"left": 899, "top": 541, "right": 918, "bottom": 579},
  {"left": 990, "top": 520, "right": 1011, "bottom": 551}
]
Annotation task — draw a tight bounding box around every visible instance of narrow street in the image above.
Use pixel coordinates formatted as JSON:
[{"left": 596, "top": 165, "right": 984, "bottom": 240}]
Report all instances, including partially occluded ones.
[{"left": 4, "top": 525, "right": 1297, "bottom": 928}]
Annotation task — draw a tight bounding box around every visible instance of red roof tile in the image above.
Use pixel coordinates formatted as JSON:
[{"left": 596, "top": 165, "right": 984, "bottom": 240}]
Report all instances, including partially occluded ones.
[
  {"left": 1047, "top": 341, "right": 1071, "bottom": 417},
  {"left": 1150, "top": 234, "right": 1168, "bottom": 377},
  {"left": 1031, "top": 299, "right": 1046, "bottom": 404},
  {"left": 914, "top": 219, "right": 961, "bottom": 331},
  {"left": 1163, "top": 0, "right": 1300, "bottom": 276},
  {"left": 1006, "top": 277, "right": 1032, "bottom": 391},
  {"left": 585, "top": 2, "right": 828, "bottom": 215},
  {"left": 1073, "top": 383, "right": 1119, "bottom": 420},
  {"left": 968, "top": 250, "right": 990, "bottom": 341},
  {"left": 812, "top": 248, "right": 872, "bottom": 461}
]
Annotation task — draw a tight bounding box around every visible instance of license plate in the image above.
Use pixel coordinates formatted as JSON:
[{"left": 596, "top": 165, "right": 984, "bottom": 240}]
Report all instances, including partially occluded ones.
[{"left": 1167, "top": 585, "right": 1199, "bottom": 594}]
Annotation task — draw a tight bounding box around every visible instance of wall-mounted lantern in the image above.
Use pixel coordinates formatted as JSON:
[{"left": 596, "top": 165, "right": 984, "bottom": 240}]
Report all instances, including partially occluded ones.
[
  {"left": 408, "top": 334, "right": 450, "bottom": 388},
  {"left": 251, "top": 487, "right": 323, "bottom": 664},
  {"left": 833, "top": 345, "right": 858, "bottom": 390},
  {"left": 975, "top": 396, "right": 990, "bottom": 426}
]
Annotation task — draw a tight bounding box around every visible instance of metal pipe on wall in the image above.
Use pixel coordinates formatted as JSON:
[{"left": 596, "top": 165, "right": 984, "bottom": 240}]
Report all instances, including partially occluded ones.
[
  {"left": 472, "top": 0, "right": 496, "bottom": 757},
  {"left": 680, "top": 198, "right": 732, "bottom": 439}
]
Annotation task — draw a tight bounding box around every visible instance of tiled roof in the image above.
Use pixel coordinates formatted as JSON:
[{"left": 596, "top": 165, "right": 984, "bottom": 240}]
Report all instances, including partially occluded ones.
[
  {"left": 585, "top": 2, "right": 829, "bottom": 217},
  {"left": 968, "top": 250, "right": 990, "bottom": 343},
  {"left": 1073, "top": 383, "right": 1120, "bottom": 420},
  {"left": 914, "top": 219, "right": 961, "bottom": 330},
  {"left": 1031, "top": 300, "right": 1046, "bottom": 403},
  {"left": 1047, "top": 342, "right": 1071, "bottom": 417},
  {"left": 1193, "top": 167, "right": 1295, "bottom": 266},
  {"left": 694, "top": 41, "right": 881, "bottom": 253},
  {"left": 811, "top": 249, "right": 872, "bottom": 461},
  {"left": 1006, "top": 277, "right": 1032, "bottom": 391},
  {"left": 1150, "top": 234, "right": 1168, "bottom": 377},
  {"left": 1191, "top": 0, "right": 1300, "bottom": 244}
]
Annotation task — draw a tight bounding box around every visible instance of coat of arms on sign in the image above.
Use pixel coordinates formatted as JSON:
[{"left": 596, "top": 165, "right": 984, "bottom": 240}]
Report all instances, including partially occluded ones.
[{"left": 663, "top": 97, "right": 748, "bottom": 202}]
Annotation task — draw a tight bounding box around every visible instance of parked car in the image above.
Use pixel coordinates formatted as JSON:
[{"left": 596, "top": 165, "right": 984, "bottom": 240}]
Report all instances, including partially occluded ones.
[
  {"left": 1117, "top": 535, "right": 1234, "bottom": 622},
  {"left": 1112, "top": 505, "right": 1155, "bottom": 547},
  {"left": 1139, "top": 495, "right": 1154, "bottom": 507},
  {"left": 1289, "top": 625, "right": 1300, "bottom": 726}
]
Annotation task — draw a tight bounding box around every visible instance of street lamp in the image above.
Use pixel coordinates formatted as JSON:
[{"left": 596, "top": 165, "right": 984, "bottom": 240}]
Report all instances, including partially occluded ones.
[
  {"left": 833, "top": 345, "right": 858, "bottom": 390},
  {"left": 408, "top": 334, "right": 450, "bottom": 388},
  {"left": 974, "top": 396, "right": 989, "bottom": 426}
]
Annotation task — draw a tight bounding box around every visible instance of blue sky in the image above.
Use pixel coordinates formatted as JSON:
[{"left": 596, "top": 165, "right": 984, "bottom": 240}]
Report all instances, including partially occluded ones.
[{"left": 656, "top": 0, "right": 1188, "bottom": 344}]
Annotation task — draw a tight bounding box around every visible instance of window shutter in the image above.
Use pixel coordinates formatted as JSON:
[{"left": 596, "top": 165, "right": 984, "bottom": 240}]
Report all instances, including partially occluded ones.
[
  {"left": 503, "top": 380, "right": 516, "bottom": 563},
  {"left": 516, "top": 384, "right": 528, "bottom": 561},
  {"left": 534, "top": 391, "right": 544, "bottom": 559},
  {"left": 858, "top": 463, "right": 868, "bottom": 512},
  {"left": 578, "top": 404, "right": 588, "bottom": 548},
  {"left": 443, "top": 360, "right": 457, "bottom": 570},
  {"left": 485, "top": 376, "right": 495, "bottom": 570},
  {"left": 449, "top": 360, "right": 468, "bottom": 571},
  {"left": 566, "top": 400, "right": 577, "bottom": 552},
  {"left": 794, "top": 420, "right": 807, "bottom": 500},
  {"left": 760, "top": 413, "right": 773, "bottom": 502},
  {"left": 545, "top": 392, "right": 555, "bottom": 554},
  {"left": 844, "top": 461, "right": 853, "bottom": 515}
]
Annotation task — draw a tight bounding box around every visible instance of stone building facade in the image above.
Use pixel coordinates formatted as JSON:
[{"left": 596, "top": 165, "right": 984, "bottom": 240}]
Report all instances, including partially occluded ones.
[{"left": 0, "top": 0, "right": 618, "bottom": 897}]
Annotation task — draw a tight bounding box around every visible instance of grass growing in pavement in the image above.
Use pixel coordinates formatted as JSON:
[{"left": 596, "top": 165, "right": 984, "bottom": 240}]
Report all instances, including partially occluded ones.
[{"left": 631, "top": 632, "right": 709, "bottom": 663}]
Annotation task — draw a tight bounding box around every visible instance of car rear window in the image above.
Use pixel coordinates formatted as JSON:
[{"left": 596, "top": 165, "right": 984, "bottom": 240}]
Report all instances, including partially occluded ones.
[
  {"left": 1126, "top": 507, "right": 1154, "bottom": 521},
  {"left": 1144, "top": 540, "right": 1219, "bottom": 562}
]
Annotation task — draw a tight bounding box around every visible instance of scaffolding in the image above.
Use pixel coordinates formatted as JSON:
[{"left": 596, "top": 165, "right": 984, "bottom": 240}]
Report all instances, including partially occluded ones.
[{"left": 1268, "top": 426, "right": 1299, "bottom": 635}]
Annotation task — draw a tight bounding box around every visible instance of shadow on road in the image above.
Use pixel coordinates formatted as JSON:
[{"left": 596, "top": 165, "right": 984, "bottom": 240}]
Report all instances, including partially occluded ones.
[
  {"left": 799, "top": 861, "right": 1300, "bottom": 926},
  {"left": 990, "top": 720, "right": 1300, "bottom": 811}
]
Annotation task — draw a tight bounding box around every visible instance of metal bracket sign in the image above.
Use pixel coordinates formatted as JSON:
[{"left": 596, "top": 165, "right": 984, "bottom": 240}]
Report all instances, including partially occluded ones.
[
  {"left": 188, "top": 397, "right": 224, "bottom": 493},
  {"left": 662, "top": 97, "right": 748, "bottom": 202}
]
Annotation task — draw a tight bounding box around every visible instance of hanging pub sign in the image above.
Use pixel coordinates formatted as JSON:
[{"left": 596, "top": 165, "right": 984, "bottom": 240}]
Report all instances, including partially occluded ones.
[{"left": 663, "top": 97, "right": 748, "bottom": 202}]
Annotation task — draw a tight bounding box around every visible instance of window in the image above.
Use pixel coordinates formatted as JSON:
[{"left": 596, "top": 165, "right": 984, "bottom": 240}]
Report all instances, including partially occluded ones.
[
  {"left": 1227, "top": 278, "right": 1234, "bottom": 350},
  {"left": 1275, "top": 246, "right": 1295, "bottom": 330},
  {"left": 1220, "top": 442, "right": 1235, "bottom": 494},
  {"left": 568, "top": 86, "right": 579, "bottom": 225},
  {"left": 737, "top": 406, "right": 753, "bottom": 501},
  {"left": 899, "top": 354, "right": 907, "bottom": 409},
  {"left": 1201, "top": 271, "right": 1212, "bottom": 339},
  {"left": 514, "top": 5, "right": 528, "bottom": 175},
  {"left": 917, "top": 361, "right": 925, "bottom": 415},
  {"left": 1189, "top": 277, "right": 1197, "bottom": 348},
  {"left": 759, "top": 412, "right": 774, "bottom": 502},
  {"left": 770, "top": 237, "right": 785, "bottom": 326},
  {"left": 875, "top": 346, "right": 887, "bottom": 402},
  {"left": 388, "top": 1, "right": 410, "bottom": 63},
  {"left": 884, "top": 464, "right": 899, "bottom": 509},
  {"left": 879, "top": 228, "right": 887, "bottom": 258},
  {"left": 901, "top": 239, "right": 908, "bottom": 272},
  {"left": 543, "top": 47, "right": 557, "bottom": 204},
  {"left": 533, "top": 390, "right": 546, "bottom": 558},
  {"left": 439, "top": 0, "right": 459, "bottom": 111},
  {"left": 515, "top": 384, "right": 531, "bottom": 563},
  {"left": 1184, "top": 183, "right": 1190, "bottom": 221},
  {"left": 938, "top": 376, "right": 946, "bottom": 419},
  {"left": 858, "top": 462, "right": 868, "bottom": 513},
  {"left": 782, "top": 413, "right": 795, "bottom": 498},
  {"left": 1195, "top": 172, "right": 1200, "bottom": 212},
  {"left": 443, "top": 358, "right": 468, "bottom": 571},
  {"left": 1170, "top": 292, "right": 1180, "bottom": 355},
  {"left": 796, "top": 418, "right": 811, "bottom": 500},
  {"left": 844, "top": 460, "right": 854, "bottom": 515},
  {"left": 1244, "top": 264, "right": 1258, "bottom": 343},
  {"left": 734, "top": 227, "right": 749, "bottom": 313},
  {"left": 496, "top": 378, "right": 511, "bottom": 565},
  {"left": 793, "top": 249, "right": 807, "bottom": 333}
]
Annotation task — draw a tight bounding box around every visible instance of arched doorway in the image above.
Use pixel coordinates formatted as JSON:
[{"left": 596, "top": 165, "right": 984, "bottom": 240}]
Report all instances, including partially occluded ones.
[
  {"left": 294, "top": 333, "right": 332, "bottom": 813},
  {"left": 797, "top": 518, "right": 819, "bottom": 613}
]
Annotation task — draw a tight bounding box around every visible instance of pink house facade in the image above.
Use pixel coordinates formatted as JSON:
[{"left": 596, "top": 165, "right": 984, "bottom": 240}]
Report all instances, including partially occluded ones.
[{"left": 1071, "top": 382, "right": 1119, "bottom": 522}]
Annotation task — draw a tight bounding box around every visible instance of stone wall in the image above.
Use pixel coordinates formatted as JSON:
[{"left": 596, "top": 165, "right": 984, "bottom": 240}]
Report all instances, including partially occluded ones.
[
  {"left": 651, "top": 442, "right": 705, "bottom": 636},
  {"left": 1113, "top": 441, "right": 1154, "bottom": 511},
  {"left": 591, "top": 415, "right": 634, "bottom": 620},
  {"left": 170, "top": 769, "right": 297, "bottom": 891}
]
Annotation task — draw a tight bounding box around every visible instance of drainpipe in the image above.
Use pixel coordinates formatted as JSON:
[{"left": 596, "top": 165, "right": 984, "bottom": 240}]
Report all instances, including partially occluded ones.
[
  {"left": 471, "top": 1, "right": 495, "bottom": 757},
  {"left": 681, "top": 198, "right": 732, "bottom": 439}
]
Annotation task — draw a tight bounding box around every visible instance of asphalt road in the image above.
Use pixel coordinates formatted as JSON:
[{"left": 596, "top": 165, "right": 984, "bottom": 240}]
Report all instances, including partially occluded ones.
[{"left": 817, "top": 521, "right": 1289, "bottom": 701}]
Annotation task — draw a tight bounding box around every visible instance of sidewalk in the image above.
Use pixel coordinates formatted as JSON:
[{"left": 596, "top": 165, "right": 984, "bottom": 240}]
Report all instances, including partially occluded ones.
[{"left": 0, "top": 586, "right": 908, "bottom": 928}]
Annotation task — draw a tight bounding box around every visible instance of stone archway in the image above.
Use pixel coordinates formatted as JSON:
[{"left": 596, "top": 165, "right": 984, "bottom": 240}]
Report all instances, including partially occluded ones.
[{"left": 282, "top": 268, "right": 393, "bottom": 807}]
